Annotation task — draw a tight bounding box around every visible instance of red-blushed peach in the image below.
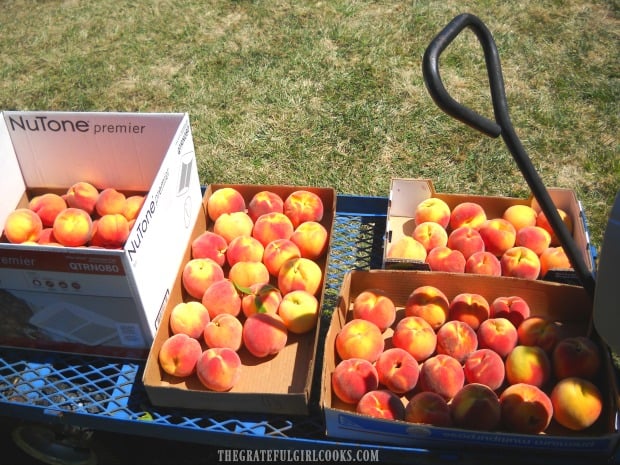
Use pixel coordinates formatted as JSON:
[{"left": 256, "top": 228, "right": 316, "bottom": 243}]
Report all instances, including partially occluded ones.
[
  {"left": 356, "top": 389, "right": 406, "bottom": 421},
  {"left": 277, "top": 257, "right": 323, "bottom": 296},
  {"left": 515, "top": 225, "right": 551, "bottom": 256},
  {"left": 247, "top": 190, "right": 284, "bottom": 222},
  {"left": 242, "top": 312, "right": 288, "bottom": 358},
  {"left": 181, "top": 257, "right": 225, "bottom": 300},
  {"left": 203, "top": 313, "right": 243, "bottom": 351},
  {"left": 201, "top": 278, "right": 242, "bottom": 319},
  {"left": 447, "top": 226, "right": 485, "bottom": 260},
  {"left": 63, "top": 181, "right": 99, "bottom": 214},
  {"left": 262, "top": 238, "right": 302, "bottom": 277},
  {"left": 352, "top": 288, "right": 396, "bottom": 332},
  {"left": 478, "top": 218, "right": 517, "bottom": 257},
  {"left": 405, "top": 391, "right": 452, "bottom": 427},
  {"left": 29, "top": 193, "right": 67, "bottom": 227},
  {"left": 206, "top": 187, "right": 246, "bottom": 222},
  {"left": 464, "top": 251, "right": 502, "bottom": 276},
  {"left": 226, "top": 235, "right": 265, "bottom": 267},
  {"left": 476, "top": 317, "right": 518, "bottom": 359},
  {"left": 38, "top": 227, "right": 60, "bottom": 246},
  {"left": 405, "top": 285, "right": 450, "bottom": 330},
  {"left": 536, "top": 208, "right": 573, "bottom": 246},
  {"left": 375, "top": 347, "right": 420, "bottom": 394},
  {"left": 414, "top": 197, "right": 451, "bottom": 229},
  {"left": 502, "top": 204, "right": 538, "bottom": 232},
  {"left": 89, "top": 213, "right": 130, "bottom": 248},
  {"left": 283, "top": 190, "right": 324, "bottom": 229},
  {"left": 499, "top": 383, "right": 554, "bottom": 434},
  {"left": 539, "top": 246, "right": 572, "bottom": 278},
  {"left": 385, "top": 236, "right": 427, "bottom": 261},
  {"left": 95, "top": 187, "right": 126, "bottom": 216},
  {"left": 450, "top": 383, "right": 501, "bottom": 431},
  {"left": 449, "top": 202, "right": 487, "bottom": 231},
  {"left": 426, "top": 246, "right": 466, "bottom": 273},
  {"left": 277, "top": 289, "right": 319, "bottom": 334},
  {"left": 517, "top": 316, "right": 561, "bottom": 353},
  {"left": 463, "top": 348, "right": 505, "bottom": 390},
  {"left": 290, "top": 220, "right": 329, "bottom": 260},
  {"left": 158, "top": 333, "right": 202, "bottom": 378},
  {"left": 213, "top": 211, "right": 254, "bottom": 244},
  {"left": 335, "top": 318, "right": 385, "bottom": 363},
  {"left": 241, "top": 283, "right": 282, "bottom": 318},
  {"left": 552, "top": 336, "right": 601, "bottom": 380},
  {"left": 391, "top": 315, "right": 437, "bottom": 363},
  {"left": 500, "top": 246, "right": 541, "bottom": 280},
  {"left": 490, "top": 296, "right": 531, "bottom": 329},
  {"left": 331, "top": 358, "right": 379, "bottom": 404},
  {"left": 418, "top": 354, "right": 465, "bottom": 400},
  {"left": 436, "top": 320, "right": 478, "bottom": 363},
  {"left": 191, "top": 231, "right": 228, "bottom": 266},
  {"left": 505, "top": 345, "right": 551, "bottom": 388},
  {"left": 252, "top": 212, "right": 295, "bottom": 247},
  {"left": 448, "top": 292, "right": 490, "bottom": 331},
  {"left": 52, "top": 207, "right": 93, "bottom": 247},
  {"left": 196, "top": 347, "right": 242, "bottom": 392},
  {"left": 169, "top": 301, "right": 210, "bottom": 339},
  {"left": 550, "top": 377, "right": 603, "bottom": 431},
  {"left": 122, "top": 195, "right": 145, "bottom": 222},
  {"left": 228, "top": 260, "right": 270, "bottom": 290},
  {"left": 412, "top": 221, "right": 448, "bottom": 253},
  {"left": 3, "top": 208, "right": 43, "bottom": 244}
]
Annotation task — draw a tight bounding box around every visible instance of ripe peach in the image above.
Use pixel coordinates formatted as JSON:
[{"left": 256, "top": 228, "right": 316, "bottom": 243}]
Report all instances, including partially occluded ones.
[
  {"left": 196, "top": 347, "right": 242, "bottom": 392},
  {"left": 38, "top": 227, "right": 60, "bottom": 245},
  {"left": 505, "top": 345, "right": 551, "bottom": 388},
  {"left": 536, "top": 208, "right": 573, "bottom": 246},
  {"left": 226, "top": 235, "right": 264, "bottom": 267},
  {"left": 252, "top": 212, "right": 295, "bottom": 247},
  {"left": 181, "top": 257, "right": 225, "bottom": 300},
  {"left": 449, "top": 201, "right": 487, "bottom": 230},
  {"left": 169, "top": 301, "right": 210, "bottom": 339},
  {"left": 450, "top": 383, "right": 501, "bottom": 431},
  {"left": 206, "top": 187, "right": 246, "bottom": 222},
  {"left": 335, "top": 318, "right": 385, "bottom": 363},
  {"left": 517, "top": 316, "right": 561, "bottom": 353},
  {"left": 436, "top": 320, "right": 478, "bottom": 363},
  {"left": 426, "top": 246, "right": 466, "bottom": 273},
  {"left": 203, "top": 313, "right": 243, "bottom": 351},
  {"left": 500, "top": 383, "right": 553, "bottom": 434},
  {"left": 3, "top": 208, "right": 43, "bottom": 244},
  {"left": 64, "top": 181, "right": 99, "bottom": 214},
  {"left": 539, "top": 246, "right": 572, "bottom": 278},
  {"left": 228, "top": 260, "right": 270, "bottom": 290},
  {"left": 414, "top": 197, "right": 451, "bottom": 229},
  {"left": 283, "top": 190, "right": 324, "bottom": 228},
  {"left": 122, "top": 195, "right": 145, "bottom": 222},
  {"left": 262, "top": 238, "right": 302, "bottom": 277},
  {"left": 247, "top": 190, "right": 284, "bottom": 222},
  {"left": 552, "top": 336, "right": 601, "bottom": 380},
  {"left": 95, "top": 187, "right": 126, "bottom": 216},
  {"left": 464, "top": 251, "right": 502, "bottom": 276},
  {"left": 478, "top": 218, "right": 516, "bottom": 257},
  {"left": 405, "top": 391, "right": 452, "bottom": 427},
  {"left": 418, "top": 354, "right": 464, "bottom": 400},
  {"left": 476, "top": 317, "right": 518, "bottom": 359},
  {"left": 391, "top": 315, "right": 437, "bottom": 363},
  {"left": 331, "top": 358, "right": 379, "bottom": 404},
  {"left": 551, "top": 377, "right": 602, "bottom": 431},
  {"left": 158, "top": 333, "right": 202, "bottom": 378},
  {"left": 241, "top": 283, "right": 282, "bottom": 318},
  {"left": 405, "top": 285, "right": 450, "bottom": 330},
  {"left": 448, "top": 292, "right": 490, "bottom": 331},
  {"left": 191, "top": 231, "right": 228, "bottom": 266},
  {"left": 502, "top": 204, "right": 537, "bottom": 232},
  {"left": 490, "top": 296, "right": 531, "bottom": 329},
  {"left": 500, "top": 246, "right": 541, "bottom": 280},
  {"left": 52, "top": 207, "right": 93, "bottom": 247},
  {"left": 447, "top": 226, "right": 485, "bottom": 260},
  {"left": 463, "top": 348, "right": 505, "bottom": 390},
  {"left": 515, "top": 225, "right": 551, "bottom": 256},
  {"left": 289, "top": 220, "right": 329, "bottom": 260},
  {"left": 385, "top": 236, "right": 427, "bottom": 261},
  {"left": 352, "top": 288, "right": 396, "bottom": 332},
  {"left": 242, "top": 312, "right": 288, "bottom": 358},
  {"left": 213, "top": 211, "right": 254, "bottom": 244},
  {"left": 356, "top": 389, "right": 406, "bottom": 420},
  {"left": 412, "top": 221, "right": 448, "bottom": 253},
  {"left": 201, "top": 278, "right": 242, "bottom": 319},
  {"left": 278, "top": 289, "right": 319, "bottom": 334},
  {"left": 375, "top": 347, "right": 420, "bottom": 394},
  {"left": 29, "top": 193, "right": 67, "bottom": 227},
  {"left": 277, "top": 257, "right": 323, "bottom": 296},
  {"left": 89, "top": 213, "right": 130, "bottom": 248}
]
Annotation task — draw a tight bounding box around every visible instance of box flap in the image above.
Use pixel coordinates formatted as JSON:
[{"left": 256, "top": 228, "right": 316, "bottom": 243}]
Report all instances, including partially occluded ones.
[{"left": 0, "top": 115, "right": 27, "bottom": 229}]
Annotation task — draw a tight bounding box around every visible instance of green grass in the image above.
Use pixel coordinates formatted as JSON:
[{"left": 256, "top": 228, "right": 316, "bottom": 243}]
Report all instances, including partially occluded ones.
[{"left": 1, "top": 0, "right": 618, "bottom": 255}]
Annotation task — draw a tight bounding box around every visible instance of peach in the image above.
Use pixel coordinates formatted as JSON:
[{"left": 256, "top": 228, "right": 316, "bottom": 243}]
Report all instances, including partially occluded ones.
[
  {"left": 478, "top": 218, "right": 516, "bottom": 257},
  {"left": 181, "top": 257, "right": 225, "bottom": 300},
  {"left": 29, "top": 193, "right": 67, "bottom": 227},
  {"left": 391, "top": 315, "right": 437, "bottom": 362},
  {"left": 505, "top": 345, "right": 551, "bottom": 388},
  {"left": 95, "top": 187, "right": 126, "bottom": 216},
  {"left": 3, "top": 208, "right": 43, "bottom": 244},
  {"left": 502, "top": 204, "right": 537, "bottom": 232},
  {"left": 500, "top": 246, "right": 541, "bottom": 280},
  {"left": 552, "top": 336, "right": 601, "bottom": 380},
  {"left": 335, "top": 318, "right": 385, "bottom": 363},
  {"left": 158, "top": 333, "right": 202, "bottom": 378},
  {"left": 539, "top": 246, "right": 572, "bottom": 278},
  {"left": 213, "top": 211, "right": 254, "bottom": 244},
  {"left": 262, "top": 238, "right": 302, "bottom": 277},
  {"left": 226, "top": 235, "right": 264, "bottom": 267},
  {"left": 251, "top": 212, "right": 294, "bottom": 247},
  {"left": 89, "top": 213, "right": 130, "bottom": 248},
  {"left": 283, "top": 190, "right": 324, "bottom": 228},
  {"left": 242, "top": 312, "right": 288, "bottom": 358},
  {"left": 448, "top": 292, "right": 490, "bottom": 331},
  {"left": 52, "top": 207, "right": 93, "bottom": 247},
  {"left": 551, "top": 377, "right": 602, "bottom": 431},
  {"left": 404, "top": 285, "right": 450, "bottom": 330},
  {"left": 536, "top": 208, "right": 573, "bottom": 246},
  {"left": 196, "top": 347, "right": 242, "bottom": 392},
  {"left": 63, "top": 181, "right": 99, "bottom": 214},
  {"left": 385, "top": 236, "right": 427, "bottom": 261},
  {"left": 405, "top": 391, "right": 452, "bottom": 427},
  {"left": 463, "top": 348, "right": 505, "bottom": 390},
  {"left": 476, "top": 317, "right": 518, "bottom": 359},
  {"left": 375, "top": 347, "right": 420, "bottom": 394},
  {"left": 247, "top": 190, "right": 284, "bottom": 222},
  {"left": 426, "top": 246, "right": 466, "bottom": 273},
  {"left": 517, "top": 316, "right": 561, "bottom": 353},
  {"left": 289, "top": 220, "right": 329, "bottom": 260},
  {"left": 277, "top": 257, "right": 323, "bottom": 296},
  {"left": 450, "top": 383, "right": 501, "bottom": 431},
  {"left": 206, "top": 187, "right": 246, "bottom": 222},
  {"left": 464, "top": 251, "right": 502, "bottom": 276},
  {"left": 447, "top": 226, "right": 485, "bottom": 260},
  {"left": 412, "top": 221, "right": 448, "bottom": 253},
  {"left": 191, "top": 231, "right": 228, "bottom": 266},
  {"left": 241, "top": 283, "right": 282, "bottom": 318},
  {"left": 277, "top": 289, "right": 319, "bottom": 334},
  {"left": 228, "top": 260, "right": 270, "bottom": 290},
  {"left": 38, "top": 227, "right": 60, "bottom": 245},
  {"left": 352, "top": 288, "right": 396, "bottom": 332},
  {"left": 169, "top": 301, "right": 210, "bottom": 339},
  {"left": 414, "top": 197, "right": 451, "bottom": 229},
  {"left": 203, "top": 313, "right": 243, "bottom": 351},
  {"left": 490, "top": 296, "right": 531, "bottom": 329},
  {"left": 449, "top": 202, "right": 487, "bottom": 230},
  {"left": 122, "top": 195, "right": 145, "bottom": 222},
  {"left": 515, "top": 225, "right": 551, "bottom": 256},
  {"left": 201, "top": 278, "right": 242, "bottom": 319},
  {"left": 500, "top": 383, "right": 553, "bottom": 434},
  {"left": 356, "top": 389, "right": 406, "bottom": 420},
  {"left": 331, "top": 358, "right": 379, "bottom": 404},
  {"left": 418, "top": 354, "right": 464, "bottom": 400},
  {"left": 436, "top": 320, "right": 478, "bottom": 363}
]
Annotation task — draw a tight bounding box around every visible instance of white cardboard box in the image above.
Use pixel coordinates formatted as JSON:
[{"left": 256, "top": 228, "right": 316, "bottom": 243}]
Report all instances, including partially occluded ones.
[{"left": 0, "top": 111, "right": 202, "bottom": 358}]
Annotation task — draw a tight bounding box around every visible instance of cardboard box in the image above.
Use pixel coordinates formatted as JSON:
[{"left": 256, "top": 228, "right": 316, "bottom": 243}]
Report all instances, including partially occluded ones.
[
  {"left": 0, "top": 111, "right": 202, "bottom": 358},
  {"left": 321, "top": 270, "right": 619, "bottom": 457},
  {"left": 383, "top": 178, "right": 594, "bottom": 285},
  {"left": 143, "top": 184, "right": 336, "bottom": 415}
]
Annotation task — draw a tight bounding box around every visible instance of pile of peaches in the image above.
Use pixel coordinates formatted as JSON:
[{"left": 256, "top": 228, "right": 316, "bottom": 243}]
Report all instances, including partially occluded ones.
[
  {"left": 2, "top": 181, "right": 145, "bottom": 249},
  {"left": 332, "top": 285, "right": 604, "bottom": 434},
  {"left": 387, "top": 197, "right": 574, "bottom": 280},
  {"left": 158, "top": 187, "right": 328, "bottom": 392}
]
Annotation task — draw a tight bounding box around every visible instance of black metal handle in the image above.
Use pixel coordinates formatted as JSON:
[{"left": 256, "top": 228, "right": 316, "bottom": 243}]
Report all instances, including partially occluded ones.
[{"left": 422, "top": 13, "right": 596, "bottom": 299}]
